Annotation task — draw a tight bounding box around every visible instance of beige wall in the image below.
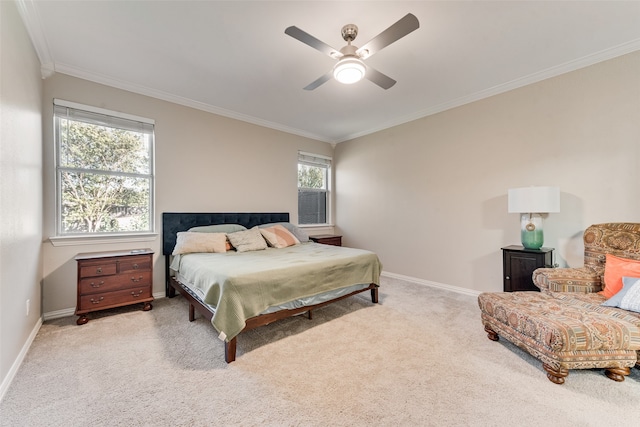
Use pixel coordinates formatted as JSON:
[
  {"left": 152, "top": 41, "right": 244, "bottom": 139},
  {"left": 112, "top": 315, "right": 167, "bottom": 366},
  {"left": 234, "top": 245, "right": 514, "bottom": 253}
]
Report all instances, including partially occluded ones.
[
  {"left": 41, "top": 74, "right": 334, "bottom": 315},
  {"left": 4, "top": 1, "right": 639, "bottom": 394},
  {"left": 0, "top": 1, "right": 44, "bottom": 395},
  {"left": 335, "top": 51, "right": 640, "bottom": 293}
]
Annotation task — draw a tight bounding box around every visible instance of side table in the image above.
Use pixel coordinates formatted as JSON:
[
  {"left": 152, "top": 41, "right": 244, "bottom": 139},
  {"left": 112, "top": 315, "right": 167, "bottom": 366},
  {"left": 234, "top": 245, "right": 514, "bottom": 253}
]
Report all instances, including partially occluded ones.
[
  {"left": 309, "top": 234, "right": 342, "bottom": 247},
  {"left": 502, "top": 245, "right": 554, "bottom": 292}
]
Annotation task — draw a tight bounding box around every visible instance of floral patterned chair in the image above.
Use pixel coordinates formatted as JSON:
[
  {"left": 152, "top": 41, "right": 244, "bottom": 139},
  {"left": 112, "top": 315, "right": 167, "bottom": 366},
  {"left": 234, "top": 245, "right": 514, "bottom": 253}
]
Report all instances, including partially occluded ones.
[{"left": 478, "top": 223, "right": 640, "bottom": 384}]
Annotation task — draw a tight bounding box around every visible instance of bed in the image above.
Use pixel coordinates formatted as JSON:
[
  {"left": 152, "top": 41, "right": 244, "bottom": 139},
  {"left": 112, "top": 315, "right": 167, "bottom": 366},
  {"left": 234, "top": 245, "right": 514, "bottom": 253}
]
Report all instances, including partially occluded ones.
[{"left": 163, "top": 212, "right": 381, "bottom": 362}]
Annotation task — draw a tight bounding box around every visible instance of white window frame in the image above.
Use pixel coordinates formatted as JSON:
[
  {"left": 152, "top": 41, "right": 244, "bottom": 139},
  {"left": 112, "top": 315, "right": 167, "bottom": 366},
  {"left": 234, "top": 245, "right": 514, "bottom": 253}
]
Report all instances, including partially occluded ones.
[
  {"left": 297, "top": 151, "right": 332, "bottom": 226},
  {"left": 51, "top": 99, "right": 156, "bottom": 244}
]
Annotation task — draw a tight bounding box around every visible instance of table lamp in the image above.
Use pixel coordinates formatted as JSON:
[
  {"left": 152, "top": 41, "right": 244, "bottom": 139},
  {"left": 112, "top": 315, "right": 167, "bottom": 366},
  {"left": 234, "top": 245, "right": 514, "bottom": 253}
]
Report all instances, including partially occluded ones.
[{"left": 508, "top": 186, "right": 560, "bottom": 250}]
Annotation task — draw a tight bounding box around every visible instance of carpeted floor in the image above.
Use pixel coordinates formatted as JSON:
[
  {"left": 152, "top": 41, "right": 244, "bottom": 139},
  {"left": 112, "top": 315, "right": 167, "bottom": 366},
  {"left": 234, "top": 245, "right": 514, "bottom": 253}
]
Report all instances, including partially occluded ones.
[{"left": 2, "top": 276, "right": 640, "bottom": 426}]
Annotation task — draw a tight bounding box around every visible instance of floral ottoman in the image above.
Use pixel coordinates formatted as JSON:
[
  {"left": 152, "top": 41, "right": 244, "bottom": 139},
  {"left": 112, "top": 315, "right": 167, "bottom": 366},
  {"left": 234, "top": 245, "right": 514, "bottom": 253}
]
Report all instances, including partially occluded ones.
[{"left": 478, "top": 291, "right": 640, "bottom": 384}]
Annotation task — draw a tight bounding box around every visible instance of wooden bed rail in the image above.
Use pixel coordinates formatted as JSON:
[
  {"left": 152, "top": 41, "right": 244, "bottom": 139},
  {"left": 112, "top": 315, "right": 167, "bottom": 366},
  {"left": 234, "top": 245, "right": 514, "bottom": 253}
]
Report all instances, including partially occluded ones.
[{"left": 168, "top": 276, "right": 378, "bottom": 363}]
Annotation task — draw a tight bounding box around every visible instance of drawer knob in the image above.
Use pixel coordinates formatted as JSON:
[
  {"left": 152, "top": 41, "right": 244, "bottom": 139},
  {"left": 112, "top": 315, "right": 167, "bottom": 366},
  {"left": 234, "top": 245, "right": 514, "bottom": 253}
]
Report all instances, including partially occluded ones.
[
  {"left": 132, "top": 263, "right": 139, "bottom": 269},
  {"left": 90, "top": 281, "right": 105, "bottom": 288},
  {"left": 131, "top": 276, "right": 143, "bottom": 283},
  {"left": 506, "top": 276, "right": 510, "bottom": 280},
  {"left": 90, "top": 296, "right": 104, "bottom": 304},
  {"left": 131, "top": 290, "right": 143, "bottom": 297},
  {"left": 96, "top": 267, "right": 102, "bottom": 274}
]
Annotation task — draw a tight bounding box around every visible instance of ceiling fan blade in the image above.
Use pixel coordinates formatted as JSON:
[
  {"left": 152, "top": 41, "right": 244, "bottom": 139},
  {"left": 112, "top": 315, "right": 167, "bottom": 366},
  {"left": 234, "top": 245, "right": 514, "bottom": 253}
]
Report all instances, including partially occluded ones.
[
  {"left": 285, "top": 26, "right": 342, "bottom": 59},
  {"left": 365, "top": 66, "right": 396, "bottom": 90},
  {"left": 356, "top": 13, "right": 419, "bottom": 59},
  {"left": 303, "top": 70, "right": 333, "bottom": 91}
]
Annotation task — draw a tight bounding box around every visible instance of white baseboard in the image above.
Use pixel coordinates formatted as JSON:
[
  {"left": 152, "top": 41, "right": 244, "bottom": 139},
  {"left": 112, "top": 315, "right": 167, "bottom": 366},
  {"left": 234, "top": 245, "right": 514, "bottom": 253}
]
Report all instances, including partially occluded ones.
[
  {"left": 381, "top": 270, "right": 482, "bottom": 297},
  {"left": 43, "top": 307, "right": 75, "bottom": 321},
  {"left": 0, "top": 317, "right": 42, "bottom": 402},
  {"left": 5, "top": 291, "right": 168, "bottom": 401},
  {"left": 43, "top": 291, "right": 167, "bottom": 321},
  {"left": 153, "top": 291, "right": 166, "bottom": 300}
]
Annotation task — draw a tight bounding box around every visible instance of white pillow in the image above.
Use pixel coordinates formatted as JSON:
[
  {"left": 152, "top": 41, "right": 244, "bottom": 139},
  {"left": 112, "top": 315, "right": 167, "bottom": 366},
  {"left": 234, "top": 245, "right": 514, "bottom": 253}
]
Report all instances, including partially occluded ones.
[
  {"left": 602, "top": 276, "right": 640, "bottom": 311},
  {"left": 619, "top": 277, "right": 640, "bottom": 313},
  {"left": 172, "top": 232, "right": 227, "bottom": 255},
  {"left": 227, "top": 227, "right": 268, "bottom": 253}
]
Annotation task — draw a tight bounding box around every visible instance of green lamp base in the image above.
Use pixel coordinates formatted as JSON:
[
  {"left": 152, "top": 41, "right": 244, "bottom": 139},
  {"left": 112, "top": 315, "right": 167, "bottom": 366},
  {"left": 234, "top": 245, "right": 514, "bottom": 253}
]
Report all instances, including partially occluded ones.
[{"left": 521, "top": 229, "right": 543, "bottom": 250}]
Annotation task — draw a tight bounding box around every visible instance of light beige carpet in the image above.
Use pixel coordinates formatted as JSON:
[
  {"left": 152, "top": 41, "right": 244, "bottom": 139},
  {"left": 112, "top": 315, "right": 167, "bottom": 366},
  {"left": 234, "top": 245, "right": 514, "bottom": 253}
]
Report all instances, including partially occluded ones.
[{"left": 2, "top": 276, "right": 640, "bottom": 426}]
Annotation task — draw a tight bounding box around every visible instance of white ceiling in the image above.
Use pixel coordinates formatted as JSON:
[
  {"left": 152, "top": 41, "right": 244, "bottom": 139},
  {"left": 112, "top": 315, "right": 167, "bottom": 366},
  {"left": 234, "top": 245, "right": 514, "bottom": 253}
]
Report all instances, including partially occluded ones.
[{"left": 17, "top": 1, "right": 640, "bottom": 143}]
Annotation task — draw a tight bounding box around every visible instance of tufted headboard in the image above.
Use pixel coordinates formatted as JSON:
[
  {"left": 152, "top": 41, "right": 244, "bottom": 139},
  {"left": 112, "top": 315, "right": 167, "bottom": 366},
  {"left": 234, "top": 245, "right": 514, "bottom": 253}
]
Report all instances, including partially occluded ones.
[
  {"left": 162, "top": 212, "right": 290, "bottom": 256},
  {"left": 162, "top": 212, "right": 290, "bottom": 295}
]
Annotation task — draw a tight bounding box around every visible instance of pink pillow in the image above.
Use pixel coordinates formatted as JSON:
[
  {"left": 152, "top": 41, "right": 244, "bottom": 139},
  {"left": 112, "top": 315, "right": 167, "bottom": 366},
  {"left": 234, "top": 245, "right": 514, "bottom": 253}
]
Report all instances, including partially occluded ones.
[
  {"left": 600, "top": 254, "right": 640, "bottom": 299},
  {"left": 259, "top": 224, "right": 300, "bottom": 248}
]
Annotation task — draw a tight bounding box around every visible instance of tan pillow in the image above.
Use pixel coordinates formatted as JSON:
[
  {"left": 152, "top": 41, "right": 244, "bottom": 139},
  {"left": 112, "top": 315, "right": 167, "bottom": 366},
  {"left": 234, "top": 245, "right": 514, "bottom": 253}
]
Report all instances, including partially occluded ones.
[
  {"left": 172, "top": 232, "right": 227, "bottom": 255},
  {"left": 227, "top": 227, "right": 268, "bottom": 253},
  {"left": 259, "top": 224, "right": 300, "bottom": 248}
]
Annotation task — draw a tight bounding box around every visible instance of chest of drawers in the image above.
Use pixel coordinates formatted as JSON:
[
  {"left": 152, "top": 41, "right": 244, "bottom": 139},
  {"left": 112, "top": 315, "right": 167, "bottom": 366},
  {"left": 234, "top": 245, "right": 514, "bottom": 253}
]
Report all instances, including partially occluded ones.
[{"left": 75, "top": 249, "right": 154, "bottom": 325}]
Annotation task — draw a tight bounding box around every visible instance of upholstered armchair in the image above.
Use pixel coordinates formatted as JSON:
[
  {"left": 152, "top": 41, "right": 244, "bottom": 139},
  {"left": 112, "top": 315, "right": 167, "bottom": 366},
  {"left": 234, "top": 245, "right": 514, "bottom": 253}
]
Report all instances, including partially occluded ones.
[
  {"left": 533, "top": 223, "right": 640, "bottom": 294},
  {"left": 478, "top": 223, "right": 640, "bottom": 384},
  {"left": 479, "top": 223, "right": 640, "bottom": 384}
]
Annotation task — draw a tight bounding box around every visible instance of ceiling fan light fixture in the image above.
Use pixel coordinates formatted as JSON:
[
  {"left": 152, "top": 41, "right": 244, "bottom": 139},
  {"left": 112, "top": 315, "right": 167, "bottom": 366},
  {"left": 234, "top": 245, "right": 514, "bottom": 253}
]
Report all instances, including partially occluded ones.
[{"left": 333, "top": 57, "right": 366, "bottom": 85}]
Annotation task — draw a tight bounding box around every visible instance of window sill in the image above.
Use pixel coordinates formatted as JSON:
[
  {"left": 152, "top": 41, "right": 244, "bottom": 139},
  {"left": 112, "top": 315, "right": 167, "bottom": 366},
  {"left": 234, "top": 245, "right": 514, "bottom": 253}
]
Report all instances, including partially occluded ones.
[{"left": 49, "top": 233, "right": 158, "bottom": 247}]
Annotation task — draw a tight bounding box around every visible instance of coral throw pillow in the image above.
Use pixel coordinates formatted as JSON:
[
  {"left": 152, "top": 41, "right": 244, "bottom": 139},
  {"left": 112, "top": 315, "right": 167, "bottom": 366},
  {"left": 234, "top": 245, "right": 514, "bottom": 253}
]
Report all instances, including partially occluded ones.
[{"left": 600, "top": 254, "right": 640, "bottom": 299}]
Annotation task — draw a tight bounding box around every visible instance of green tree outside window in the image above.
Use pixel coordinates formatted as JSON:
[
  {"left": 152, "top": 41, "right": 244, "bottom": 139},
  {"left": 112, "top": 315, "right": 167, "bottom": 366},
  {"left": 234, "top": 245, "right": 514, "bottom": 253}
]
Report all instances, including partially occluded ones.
[{"left": 55, "top": 103, "right": 154, "bottom": 235}]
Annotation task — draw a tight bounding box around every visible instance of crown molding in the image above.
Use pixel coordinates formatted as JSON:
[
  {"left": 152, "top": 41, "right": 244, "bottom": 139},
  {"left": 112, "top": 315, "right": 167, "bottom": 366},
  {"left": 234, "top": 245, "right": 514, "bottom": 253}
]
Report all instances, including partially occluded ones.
[
  {"left": 44, "top": 36, "right": 640, "bottom": 144},
  {"left": 14, "top": 0, "right": 332, "bottom": 143},
  {"left": 40, "top": 62, "right": 55, "bottom": 79},
  {"left": 52, "top": 62, "right": 335, "bottom": 144},
  {"left": 15, "top": 0, "right": 54, "bottom": 78},
  {"left": 14, "top": 0, "right": 640, "bottom": 145},
  {"left": 338, "top": 38, "right": 640, "bottom": 143}
]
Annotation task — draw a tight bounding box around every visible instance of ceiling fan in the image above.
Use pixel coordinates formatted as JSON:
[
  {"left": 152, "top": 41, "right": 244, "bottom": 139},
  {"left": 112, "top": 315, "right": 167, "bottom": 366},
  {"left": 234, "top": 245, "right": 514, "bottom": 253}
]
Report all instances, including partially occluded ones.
[{"left": 285, "top": 13, "right": 419, "bottom": 90}]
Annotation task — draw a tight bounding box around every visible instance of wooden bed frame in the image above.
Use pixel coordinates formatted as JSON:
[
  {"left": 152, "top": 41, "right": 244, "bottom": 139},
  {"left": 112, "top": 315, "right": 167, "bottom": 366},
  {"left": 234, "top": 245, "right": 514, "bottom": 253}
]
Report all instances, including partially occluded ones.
[{"left": 162, "top": 212, "right": 379, "bottom": 363}]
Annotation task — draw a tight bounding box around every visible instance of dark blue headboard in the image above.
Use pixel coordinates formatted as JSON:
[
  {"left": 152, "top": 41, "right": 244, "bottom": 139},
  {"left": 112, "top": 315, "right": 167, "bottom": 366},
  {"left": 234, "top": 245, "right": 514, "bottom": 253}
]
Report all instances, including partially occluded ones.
[
  {"left": 162, "top": 212, "right": 290, "bottom": 296},
  {"left": 162, "top": 212, "right": 290, "bottom": 256}
]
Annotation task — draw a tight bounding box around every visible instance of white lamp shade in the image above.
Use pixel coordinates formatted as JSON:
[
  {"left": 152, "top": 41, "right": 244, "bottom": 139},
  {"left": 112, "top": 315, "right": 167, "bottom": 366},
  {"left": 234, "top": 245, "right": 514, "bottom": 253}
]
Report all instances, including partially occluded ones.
[
  {"left": 508, "top": 186, "right": 560, "bottom": 213},
  {"left": 333, "top": 57, "right": 366, "bottom": 84}
]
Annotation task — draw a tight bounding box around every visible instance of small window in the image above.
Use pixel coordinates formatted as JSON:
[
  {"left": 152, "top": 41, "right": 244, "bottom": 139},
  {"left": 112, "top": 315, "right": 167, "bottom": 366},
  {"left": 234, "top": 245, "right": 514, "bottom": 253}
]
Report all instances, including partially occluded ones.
[
  {"left": 54, "top": 99, "right": 155, "bottom": 236},
  {"left": 298, "top": 152, "right": 331, "bottom": 225}
]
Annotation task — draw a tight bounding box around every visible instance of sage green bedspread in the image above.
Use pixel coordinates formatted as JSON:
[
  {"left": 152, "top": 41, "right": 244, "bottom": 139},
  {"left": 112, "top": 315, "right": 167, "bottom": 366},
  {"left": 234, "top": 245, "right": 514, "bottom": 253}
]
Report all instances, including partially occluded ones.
[{"left": 170, "top": 242, "right": 382, "bottom": 341}]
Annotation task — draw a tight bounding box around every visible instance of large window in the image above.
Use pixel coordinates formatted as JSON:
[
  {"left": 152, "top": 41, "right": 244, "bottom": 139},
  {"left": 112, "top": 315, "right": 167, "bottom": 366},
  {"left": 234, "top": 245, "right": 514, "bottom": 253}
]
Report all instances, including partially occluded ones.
[
  {"left": 298, "top": 152, "right": 331, "bottom": 225},
  {"left": 54, "top": 99, "right": 154, "bottom": 236}
]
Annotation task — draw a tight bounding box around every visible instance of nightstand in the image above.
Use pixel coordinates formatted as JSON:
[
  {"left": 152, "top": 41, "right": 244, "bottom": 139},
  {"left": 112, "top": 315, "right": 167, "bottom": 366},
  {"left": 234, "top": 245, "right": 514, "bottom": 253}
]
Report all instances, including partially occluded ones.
[
  {"left": 75, "top": 249, "right": 154, "bottom": 325},
  {"left": 309, "top": 234, "right": 342, "bottom": 246},
  {"left": 502, "top": 245, "right": 554, "bottom": 292}
]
